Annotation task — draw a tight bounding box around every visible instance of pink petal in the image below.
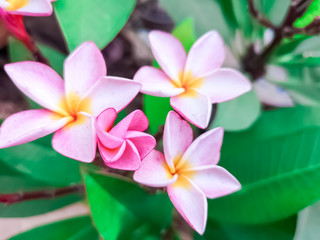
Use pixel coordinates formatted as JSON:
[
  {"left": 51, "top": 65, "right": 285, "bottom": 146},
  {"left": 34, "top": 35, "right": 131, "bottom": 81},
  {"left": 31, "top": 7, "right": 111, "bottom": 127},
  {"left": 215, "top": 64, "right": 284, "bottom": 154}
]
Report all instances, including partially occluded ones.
[
  {"left": 253, "top": 79, "right": 294, "bottom": 107},
  {"left": 52, "top": 114, "right": 96, "bottom": 163},
  {"left": 179, "top": 127, "right": 224, "bottom": 168},
  {"left": 167, "top": 175, "right": 207, "bottom": 235},
  {"left": 109, "top": 110, "right": 149, "bottom": 139},
  {"left": 64, "top": 42, "right": 106, "bottom": 101},
  {"left": 4, "top": 62, "right": 67, "bottom": 115},
  {"left": 149, "top": 31, "right": 187, "bottom": 81},
  {"left": 163, "top": 111, "right": 193, "bottom": 173},
  {"left": 9, "top": 0, "right": 52, "bottom": 16},
  {"left": 185, "top": 31, "right": 225, "bottom": 77},
  {"left": 134, "top": 66, "right": 184, "bottom": 97},
  {"left": 125, "top": 131, "right": 156, "bottom": 159},
  {"left": 104, "top": 140, "right": 141, "bottom": 171},
  {"left": 170, "top": 90, "right": 211, "bottom": 129},
  {"left": 133, "top": 150, "right": 177, "bottom": 187},
  {"left": 85, "top": 76, "right": 141, "bottom": 116},
  {"left": 184, "top": 165, "right": 241, "bottom": 199},
  {"left": 198, "top": 68, "right": 251, "bottom": 103},
  {"left": 98, "top": 141, "right": 126, "bottom": 162},
  {"left": 95, "top": 108, "right": 123, "bottom": 149},
  {"left": 0, "top": 109, "right": 70, "bottom": 148}
]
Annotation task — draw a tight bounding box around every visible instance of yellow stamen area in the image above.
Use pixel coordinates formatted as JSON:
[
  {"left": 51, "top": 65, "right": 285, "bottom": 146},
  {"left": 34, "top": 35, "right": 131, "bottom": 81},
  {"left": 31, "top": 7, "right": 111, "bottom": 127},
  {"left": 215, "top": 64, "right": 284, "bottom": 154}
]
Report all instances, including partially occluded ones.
[
  {"left": 6, "top": 0, "right": 28, "bottom": 11},
  {"left": 56, "top": 92, "right": 92, "bottom": 129},
  {"left": 168, "top": 154, "right": 195, "bottom": 189},
  {"left": 171, "top": 71, "right": 203, "bottom": 98}
]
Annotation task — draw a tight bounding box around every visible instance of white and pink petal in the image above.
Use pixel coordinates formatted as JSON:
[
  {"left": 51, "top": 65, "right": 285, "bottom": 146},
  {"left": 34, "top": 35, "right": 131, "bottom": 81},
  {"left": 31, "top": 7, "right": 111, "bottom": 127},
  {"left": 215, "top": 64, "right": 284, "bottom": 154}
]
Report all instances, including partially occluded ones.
[
  {"left": 125, "top": 131, "right": 156, "bottom": 159},
  {"left": 167, "top": 175, "right": 207, "bottom": 235},
  {"left": 163, "top": 111, "right": 193, "bottom": 172},
  {"left": 8, "top": 0, "right": 52, "bottom": 16},
  {"left": 134, "top": 66, "right": 184, "bottom": 97},
  {"left": 0, "top": 109, "right": 70, "bottom": 148},
  {"left": 183, "top": 165, "right": 241, "bottom": 199},
  {"left": 64, "top": 42, "right": 107, "bottom": 101},
  {"left": 133, "top": 150, "right": 177, "bottom": 187},
  {"left": 198, "top": 68, "right": 251, "bottom": 103},
  {"left": 170, "top": 90, "right": 212, "bottom": 129},
  {"left": 185, "top": 30, "right": 225, "bottom": 77},
  {"left": 52, "top": 114, "right": 96, "bottom": 163},
  {"left": 85, "top": 76, "right": 141, "bottom": 116},
  {"left": 4, "top": 62, "right": 67, "bottom": 115},
  {"left": 149, "top": 31, "right": 187, "bottom": 81},
  {"left": 179, "top": 127, "right": 224, "bottom": 169}
]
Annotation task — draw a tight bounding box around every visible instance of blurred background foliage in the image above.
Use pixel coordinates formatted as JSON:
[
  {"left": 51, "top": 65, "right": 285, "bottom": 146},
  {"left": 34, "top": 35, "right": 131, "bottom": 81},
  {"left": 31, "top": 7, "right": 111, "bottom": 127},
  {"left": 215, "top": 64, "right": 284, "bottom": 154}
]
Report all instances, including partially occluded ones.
[{"left": 1, "top": 0, "right": 320, "bottom": 239}]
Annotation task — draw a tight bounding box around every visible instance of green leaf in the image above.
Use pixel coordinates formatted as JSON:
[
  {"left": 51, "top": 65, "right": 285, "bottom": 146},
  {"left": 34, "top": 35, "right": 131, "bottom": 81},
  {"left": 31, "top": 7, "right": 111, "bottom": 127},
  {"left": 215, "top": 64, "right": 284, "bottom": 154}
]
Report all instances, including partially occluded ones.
[
  {"left": 84, "top": 172, "right": 172, "bottom": 240},
  {"left": 222, "top": 106, "right": 320, "bottom": 149},
  {"left": 0, "top": 136, "right": 81, "bottom": 187},
  {"left": 159, "top": 0, "right": 233, "bottom": 40},
  {"left": 295, "top": 0, "right": 320, "bottom": 28},
  {"left": 10, "top": 216, "right": 99, "bottom": 240},
  {"left": 143, "top": 19, "right": 196, "bottom": 134},
  {"left": 0, "top": 159, "right": 81, "bottom": 217},
  {"left": 196, "top": 215, "right": 297, "bottom": 240},
  {"left": 210, "top": 90, "right": 261, "bottom": 131},
  {"left": 53, "top": 0, "right": 136, "bottom": 51},
  {"left": 208, "top": 107, "right": 320, "bottom": 224}
]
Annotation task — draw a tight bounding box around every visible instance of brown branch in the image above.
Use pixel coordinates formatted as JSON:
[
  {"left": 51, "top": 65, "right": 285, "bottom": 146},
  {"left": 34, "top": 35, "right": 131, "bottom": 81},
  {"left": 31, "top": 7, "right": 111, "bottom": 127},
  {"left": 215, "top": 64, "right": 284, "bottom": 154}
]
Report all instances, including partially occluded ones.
[
  {"left": 0, "top": 185, "right": 84, "bottom": 205},
  {"left": 243, "top": 0, "right": 313, "bottom": 80}
]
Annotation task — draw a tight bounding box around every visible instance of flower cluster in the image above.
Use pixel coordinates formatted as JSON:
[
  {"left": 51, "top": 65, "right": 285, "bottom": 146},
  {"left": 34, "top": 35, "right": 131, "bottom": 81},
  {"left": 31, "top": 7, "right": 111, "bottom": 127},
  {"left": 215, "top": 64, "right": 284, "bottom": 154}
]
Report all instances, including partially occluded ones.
[{"left": 0, "top": 24, "right": 251, "bottom": 233}]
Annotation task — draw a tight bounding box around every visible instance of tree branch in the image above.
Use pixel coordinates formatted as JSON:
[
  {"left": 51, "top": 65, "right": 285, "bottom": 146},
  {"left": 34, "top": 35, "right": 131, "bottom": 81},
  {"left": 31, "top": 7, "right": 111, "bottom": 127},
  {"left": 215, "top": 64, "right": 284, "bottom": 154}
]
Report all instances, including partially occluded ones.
[{"left": 0, "top": 185, "right": 84, "bottom": 205}]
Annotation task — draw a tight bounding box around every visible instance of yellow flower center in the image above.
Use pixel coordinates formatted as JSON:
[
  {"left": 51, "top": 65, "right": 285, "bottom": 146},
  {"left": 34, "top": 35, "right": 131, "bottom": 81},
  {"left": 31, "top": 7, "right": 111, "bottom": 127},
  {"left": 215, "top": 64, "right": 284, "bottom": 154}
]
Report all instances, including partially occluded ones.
[
  {"left": 171, "top": 71, "right": 203, "bottom": 97},
  {"left": 167, "top": 154, "right": 195, "bottom": 188},
  {"left": 6, "top": 0, "right": 28, "bottom": 11},
  {"left": 56, "top": 93, "right": 92, "bottom": 128}
]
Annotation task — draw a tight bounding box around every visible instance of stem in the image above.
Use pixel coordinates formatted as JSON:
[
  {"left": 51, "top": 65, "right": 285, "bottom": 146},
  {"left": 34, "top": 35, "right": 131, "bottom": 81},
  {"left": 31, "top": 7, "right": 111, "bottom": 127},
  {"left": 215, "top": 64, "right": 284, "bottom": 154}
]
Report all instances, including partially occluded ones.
[
  {"left": 24, "top": 37, "right": 50, "bottom": 66},
  {"left": 243, "top": 0, "right": 313, "bottom": 80},
  {"left": 0, "top": 184, "right": 84, "bottom": 205}
]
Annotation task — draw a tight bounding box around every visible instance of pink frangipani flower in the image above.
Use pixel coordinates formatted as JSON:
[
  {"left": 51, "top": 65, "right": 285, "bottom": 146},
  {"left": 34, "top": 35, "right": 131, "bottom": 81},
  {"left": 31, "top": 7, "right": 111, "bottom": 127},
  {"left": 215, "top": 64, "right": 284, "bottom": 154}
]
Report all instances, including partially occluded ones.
[
  {"left": 0, "top": 41, "right": 142, "bottom": 162},
  {"left": 96, "top": 108, "right": 156, "bottom": 170},
  {"left": 133, "top": 111, "right": 241, "bottom": 234},
  {"left": 134, "top": 30, "right": 252, "bottom": 128},
  {"left": 0, "top": 0, "right": 53, "bottom": 16}
]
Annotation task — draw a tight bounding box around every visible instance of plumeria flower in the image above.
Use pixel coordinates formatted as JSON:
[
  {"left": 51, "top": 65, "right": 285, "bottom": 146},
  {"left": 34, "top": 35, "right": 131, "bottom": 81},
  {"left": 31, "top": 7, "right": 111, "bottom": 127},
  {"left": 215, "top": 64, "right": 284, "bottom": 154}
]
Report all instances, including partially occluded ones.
[
  {"left": 225, "top": 30, "right": 294, "bottom": 107},
  {"left": 133, "top": 111, "right": 241, "bottom": 234},
  {"left": 134, "top": 30, "right": 251, "bottom": 128},
  {"left": 0, "top": 41, "right": 142, "bottom": 162},
  {"left": 95, "top": 108, "right": 156, "bottom": 170},
  {"left": 0, "top": 0, "right": 54, "bottom": 16}
]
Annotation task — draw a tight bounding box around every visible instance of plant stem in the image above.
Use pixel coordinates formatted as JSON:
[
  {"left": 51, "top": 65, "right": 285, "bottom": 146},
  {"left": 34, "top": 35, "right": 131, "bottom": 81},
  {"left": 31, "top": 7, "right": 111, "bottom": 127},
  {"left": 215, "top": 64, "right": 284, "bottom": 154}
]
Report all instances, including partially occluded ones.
[
  {"left": 0, "top": 184, "right": 84, "bottom": 205},
  {"left": 243, "top": 0, "right": 313, "bottom": 80}
]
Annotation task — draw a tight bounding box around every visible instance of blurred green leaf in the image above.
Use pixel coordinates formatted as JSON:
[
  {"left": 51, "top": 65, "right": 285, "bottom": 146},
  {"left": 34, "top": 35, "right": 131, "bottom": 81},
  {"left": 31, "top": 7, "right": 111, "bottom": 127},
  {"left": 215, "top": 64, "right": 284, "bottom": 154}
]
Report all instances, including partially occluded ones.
[
  {"left": 210, "top": 90, "right": 261, "bottom": 131},
  {"left": 295, "top": 0, "right": 320, "bottom": 28},
  {"left": 160, "top": 0, "right": 232, "bottom": 40},
  {"left": 196, "top": 215, "right": 296, "bottom": 240},
  {"left": 10, "top": 216, "right": 99, "bottom": 240},
  {"left": 144, "top": 19, "right": 196, "bottom": 134},
  {"left": 0, "top": 136, "right": 81, "bottom": 187},
  {"left": 84, "top": 172, "right": 172, "bottom": 240},
  {"left": 222, "top": 106, "right": 320, "bottom": 148},
  {"left": 208, "top": 107, "right": 320, "bottom": 224},
  {"left": 53, "top": 0, "right": 136, "bottom": 51},
  {"left": 0, "top": 160, "right": 81, "bottom": 218}
]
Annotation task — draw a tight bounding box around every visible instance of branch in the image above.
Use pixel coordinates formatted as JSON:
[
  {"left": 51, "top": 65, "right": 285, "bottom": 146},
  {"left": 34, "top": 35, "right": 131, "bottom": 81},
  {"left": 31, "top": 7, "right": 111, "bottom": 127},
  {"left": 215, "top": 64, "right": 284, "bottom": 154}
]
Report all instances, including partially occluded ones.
[
  {"left": 0, "top": 185, "right": 84, "bottom": 205},
  {"left": 247, "top": 0, "right": 276, "bottom": 29}
]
